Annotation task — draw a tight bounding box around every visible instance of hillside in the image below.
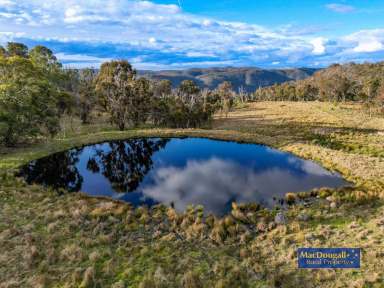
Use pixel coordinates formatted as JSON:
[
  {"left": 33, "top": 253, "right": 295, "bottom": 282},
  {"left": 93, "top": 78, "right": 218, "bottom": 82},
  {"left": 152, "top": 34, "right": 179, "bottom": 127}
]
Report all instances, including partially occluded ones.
[
  {"left": 255, "top": 62, "right": 384, "bottom": 102},
  {"left": 138, "top": 67, "right": 318, "bottom": 92}
]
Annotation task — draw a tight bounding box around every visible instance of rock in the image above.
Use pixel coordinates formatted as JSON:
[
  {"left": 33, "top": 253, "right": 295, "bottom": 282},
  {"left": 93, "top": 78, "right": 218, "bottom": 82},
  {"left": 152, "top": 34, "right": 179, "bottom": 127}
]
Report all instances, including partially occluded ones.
[
  {"left": 274, "top": 212, "right": 287, "bottom": 225},
  {"left": 326, "top": 196, "right": 333, "bottom": 202},
  {"left": 330, "top": 202, "right": 337, "bottom": 209}
]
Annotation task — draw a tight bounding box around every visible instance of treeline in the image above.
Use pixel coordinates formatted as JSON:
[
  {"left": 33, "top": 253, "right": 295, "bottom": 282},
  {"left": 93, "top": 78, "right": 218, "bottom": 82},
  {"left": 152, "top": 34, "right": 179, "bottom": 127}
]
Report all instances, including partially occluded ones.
[
  {"left": 0, "top": 42, "right": 236, "bottom": 146},
  {"left": 93, "top": 61, "right": 233, "bottom": 131},
  {"left": 254, "top": 62, "right": 384, "bottom": 106},
  {"left": 3, "top": 42, "right": 382, "bottom": 147}
]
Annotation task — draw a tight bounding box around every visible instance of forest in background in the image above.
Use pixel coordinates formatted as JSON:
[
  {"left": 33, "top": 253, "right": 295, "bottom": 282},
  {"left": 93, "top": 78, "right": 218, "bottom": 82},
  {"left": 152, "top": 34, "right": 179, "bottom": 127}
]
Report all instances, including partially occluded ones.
[{"left": 255, "top": 62, "right": 384, "bottom": 106}]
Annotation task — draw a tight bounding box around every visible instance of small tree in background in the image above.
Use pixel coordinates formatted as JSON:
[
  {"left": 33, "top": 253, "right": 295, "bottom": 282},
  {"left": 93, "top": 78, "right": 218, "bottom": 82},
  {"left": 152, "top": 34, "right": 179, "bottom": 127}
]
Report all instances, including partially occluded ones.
[
  {"left": 178, "top": 80, "right": 200, "bottom": 104},
  {"left": 130, "top": 77, "right": 153, "bottom": 126},
  {"left": 151, "top": 80, "right": 173, "bottom": 126},
  {"left": 377, "top": 84, "right": 384, "bottom": 115},
  {"left": 78, "top": 68, "right": 97, "bottom": 124},
  {"left": 95, "top": 60, "right": 136, "bottom": 130},
  {"left": 0, "top": 46, "right": 6, "bottom": 57},
  {"left": 217, "top": 81, "right": 233, "bottom": 117},
  {"left": 238, "top": 86, "right": 247, "bottom": 103},
  {"left": 153, "top": 79, "right": 172, "bottom": 98}
]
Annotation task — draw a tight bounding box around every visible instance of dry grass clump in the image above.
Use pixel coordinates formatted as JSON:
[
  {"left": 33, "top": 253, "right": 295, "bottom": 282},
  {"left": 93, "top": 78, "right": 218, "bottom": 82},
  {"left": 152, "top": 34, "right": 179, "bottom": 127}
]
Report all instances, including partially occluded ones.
[
  {"left": 90, "top": 201, "right": 128, "bottom": 218},
  {"left": 184, "top": 218, "right": 207, "bottom": 240},
  {"left": 79, "top": 267, "right": 95, "bottom": 288},
  {"left": 181, "top": 271, "right": 203, "bottom": 288},
  {"left": 60, "top": 244, "right": 84, "bottom": 262}
]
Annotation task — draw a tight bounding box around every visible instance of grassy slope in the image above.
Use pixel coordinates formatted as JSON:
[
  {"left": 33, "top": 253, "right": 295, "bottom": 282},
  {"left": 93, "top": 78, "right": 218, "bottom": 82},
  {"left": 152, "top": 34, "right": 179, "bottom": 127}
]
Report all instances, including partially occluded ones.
[{"left": 1, "top": 102, "right": 384, "bottom": 288}]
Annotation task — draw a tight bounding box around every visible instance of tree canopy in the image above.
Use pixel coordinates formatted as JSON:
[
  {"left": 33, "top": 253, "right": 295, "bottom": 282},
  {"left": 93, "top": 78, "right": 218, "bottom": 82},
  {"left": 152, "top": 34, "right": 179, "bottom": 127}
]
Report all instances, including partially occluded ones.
[
  {"left": 0, "top": 42, "right": 76, "bottom": 146},
  {"left": 0, "top": 55, "right": 60, "bottom": 145}
]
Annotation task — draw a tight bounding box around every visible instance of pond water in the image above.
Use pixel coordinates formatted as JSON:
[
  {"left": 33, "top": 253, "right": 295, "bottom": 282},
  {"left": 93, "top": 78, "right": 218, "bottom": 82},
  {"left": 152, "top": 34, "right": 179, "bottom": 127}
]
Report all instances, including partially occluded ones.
[{"left": 19, "top": 137, "right": 348, "bottom": 215}]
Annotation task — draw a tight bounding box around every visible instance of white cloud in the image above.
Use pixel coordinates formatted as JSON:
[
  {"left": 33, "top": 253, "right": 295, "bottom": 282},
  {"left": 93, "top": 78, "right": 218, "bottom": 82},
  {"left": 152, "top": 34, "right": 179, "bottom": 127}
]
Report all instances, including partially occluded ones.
[
  {"left": 0, "top": 31, "right": 25, "bottom": 43},
  {"left": 344, "top": 29, "right": 384, "bottom": 53},
  {"left": 326, "top": 3, "right": 355, "bottom": 13},
  {"left": 148, "top": 37, "right": 156, "bottom": 44},
  {"left": 354, "top": 40, "right": 383, "bottom": 53},
  {"left": 186, "top": 51, "right": 216, "bottom": 58},
  {"left": 310, "top": 37, "right": 327, "bottom": 55},
  {"left": 0, "top": 1, "right": 382, "bottom": 68},
  {"left": 140, "top": 157, "right": 346, "bottom": 213},
  {"left": 0, "top": 0, "right": 15, "bottom": 7},
  {"left": 55, "top": 53, "right": 112, "bottom": 68},
  {"left": 55, "top": 52, "right": 110, "bottom": 61}
]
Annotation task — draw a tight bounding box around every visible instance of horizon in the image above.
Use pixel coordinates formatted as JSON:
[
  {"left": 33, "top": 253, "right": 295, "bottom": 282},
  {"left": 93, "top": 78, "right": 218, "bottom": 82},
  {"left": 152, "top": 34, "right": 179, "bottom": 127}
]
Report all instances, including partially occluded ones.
[
  {"left": 138, "top": 66, "right": 320, "bottom": 72},
  {"left": 1, "top": 0, "right": 383, "bottom": 70}
]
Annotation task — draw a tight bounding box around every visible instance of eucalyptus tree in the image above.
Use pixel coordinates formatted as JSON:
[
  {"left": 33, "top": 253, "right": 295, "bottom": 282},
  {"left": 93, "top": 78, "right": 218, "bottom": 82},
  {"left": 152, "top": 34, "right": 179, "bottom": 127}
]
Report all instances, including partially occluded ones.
[
  {"left": 6, "top": 42, "right": 28, "bottom": 58},
  {"left": 177, "top": 80, "right": 201, "bottom": 127},
  {"left": 29, "top": 45, "right": 77, "bottom": 116},
  {"left": 238, "top": 86, "right": 247, "bottom": 103},
  {"left": 217, "top": 81, "right": 234, "bottom": 117},
  {"left": 29, "top": 45, "right": 63, "bottom": 83},
  {"left": 178, "top": 79, "right": 200, "bottom": 106},
  {"left": 130, "top": 77, "right": 153, "bottom": 126},
  {"left": 95, "top": 60, "right": 138, "bottom": 130},
  {"left": 0, "top": 55, "right": 60, "bottom": 146},
  {"left": 377, "top": 85, "right": 384, "bottom": 114},
  {"left": 78, "top": 68, "right": 98, "bottom": 124},
  {"left": 151, "top": 80, "right": 173, "bottom": 126},
  {"left": 0, "top": 46, "right": 6, "bottom": 57},
  {"left": 153, "top": 79, "right": 172, "bottom": 98}
]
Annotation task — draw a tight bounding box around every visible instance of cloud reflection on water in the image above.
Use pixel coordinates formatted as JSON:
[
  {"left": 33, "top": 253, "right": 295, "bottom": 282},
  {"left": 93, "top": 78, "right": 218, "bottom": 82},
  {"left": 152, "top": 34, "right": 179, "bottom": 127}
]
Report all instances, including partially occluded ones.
[
  {"left": 141, "top": 156, "right": 346, "bottom": 214},
  {"left": 20, "top": 138, "right": 348, "bottom": 215}
]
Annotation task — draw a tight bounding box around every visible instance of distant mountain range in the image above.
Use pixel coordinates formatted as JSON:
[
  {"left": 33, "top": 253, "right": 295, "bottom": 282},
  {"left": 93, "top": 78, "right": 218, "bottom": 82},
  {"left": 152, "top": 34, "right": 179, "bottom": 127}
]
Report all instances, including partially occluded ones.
[{"left": 138, "top": 67, "right": 318, "bottom": 92}]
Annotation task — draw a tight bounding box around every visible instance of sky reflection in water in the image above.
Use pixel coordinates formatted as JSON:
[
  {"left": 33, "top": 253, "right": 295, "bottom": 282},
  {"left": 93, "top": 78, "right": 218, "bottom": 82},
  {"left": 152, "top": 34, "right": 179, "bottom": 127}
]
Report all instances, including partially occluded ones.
[{"left": 20, "top": 138, "right": 348, "bottom": 215}]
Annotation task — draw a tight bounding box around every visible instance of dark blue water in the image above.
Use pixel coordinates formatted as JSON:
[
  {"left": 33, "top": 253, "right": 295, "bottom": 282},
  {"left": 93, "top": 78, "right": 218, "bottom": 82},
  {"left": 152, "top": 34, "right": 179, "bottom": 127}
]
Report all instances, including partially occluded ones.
[{"left": 19, "top": 138, "right": 348, "bottom": 215}]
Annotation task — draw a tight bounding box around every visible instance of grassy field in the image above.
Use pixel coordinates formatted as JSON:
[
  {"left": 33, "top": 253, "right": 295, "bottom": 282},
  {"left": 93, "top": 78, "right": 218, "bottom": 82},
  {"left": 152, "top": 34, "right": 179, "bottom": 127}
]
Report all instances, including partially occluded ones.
[{"left": 1, "top": 102, "right": 384, "bottom": 287}]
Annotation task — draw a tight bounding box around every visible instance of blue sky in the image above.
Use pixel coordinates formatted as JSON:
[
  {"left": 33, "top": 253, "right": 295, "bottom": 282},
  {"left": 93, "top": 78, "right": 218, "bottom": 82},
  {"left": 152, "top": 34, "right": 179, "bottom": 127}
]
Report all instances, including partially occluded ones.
[{"left": 0, "top": 0, "right": 383, "bottom": 69}]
